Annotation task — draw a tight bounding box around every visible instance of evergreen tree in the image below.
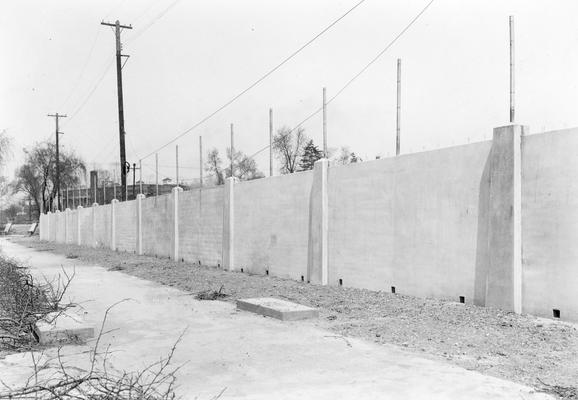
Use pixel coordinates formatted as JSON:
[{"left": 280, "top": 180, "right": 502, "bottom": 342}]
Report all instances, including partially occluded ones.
[{"left": 299, "top": 140, "right": 323, "bottom": 171}]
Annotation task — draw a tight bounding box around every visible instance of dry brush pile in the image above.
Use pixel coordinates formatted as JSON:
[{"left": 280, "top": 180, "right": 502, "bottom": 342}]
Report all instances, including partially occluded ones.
[
  {"left": 0, "top": 255, "right": 73, "bottom": 351},
  {"left": 0, "top": 254, "right": 186, "bottom": 400}
]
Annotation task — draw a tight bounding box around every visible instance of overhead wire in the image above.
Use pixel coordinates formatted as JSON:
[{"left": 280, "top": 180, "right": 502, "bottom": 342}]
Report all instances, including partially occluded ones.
[
  {"left": 243, "top": 0, "right": 436, "bottom": 163},
  {"left": 140, "top": 0, "right": 368, "bottom": 160}
]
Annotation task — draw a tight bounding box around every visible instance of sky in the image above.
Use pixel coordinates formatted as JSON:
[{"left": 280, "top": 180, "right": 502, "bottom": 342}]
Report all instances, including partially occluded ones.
[{"left": 2, "top": 0, "right": 578, "bottom": 184}]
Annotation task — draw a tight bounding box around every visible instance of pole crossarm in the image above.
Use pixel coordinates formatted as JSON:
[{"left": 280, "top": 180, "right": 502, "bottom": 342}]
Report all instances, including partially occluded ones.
[{"left": 101, "top": 21, "right": 133, "bottom": 30}]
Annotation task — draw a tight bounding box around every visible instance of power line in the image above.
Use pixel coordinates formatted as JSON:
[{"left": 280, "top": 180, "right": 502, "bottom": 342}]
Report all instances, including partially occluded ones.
[
  {"left": 140, "top": 0, "right": 368, "bottom": 160},
  {"left": 64, "top": 57, "right": 115, "bottom": 124},
  {"left": 244, "top": 0, "right": 435, "bottom": 163},
  {"left": 127, "top": 0, "right": 181, "bottom": 44}
]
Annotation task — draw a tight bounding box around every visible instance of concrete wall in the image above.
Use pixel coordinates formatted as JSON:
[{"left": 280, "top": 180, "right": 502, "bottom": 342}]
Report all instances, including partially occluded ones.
[
  {"left": 328, "top": 141, "right": 492, "bottom": 301},
  {"left": 234, "top": 171, "right": 313, "bottom": 280},
  {"left": 115, "top": 200, "right": 136, "bottom": 253},
  {"left": 179, "top": 187, "right": 224, "bottom": 266},
  {"left": 78, "top": 207, "right": 92, "bottom": 246},
  {"left": 38, "top": 125, "right": 578, "bottom": 321},
  {"left": 522, "top": 128, "right": 578, "bottom": 321},
  {"left": 141, "top": 195, "right": 173, "bottom": 259}
]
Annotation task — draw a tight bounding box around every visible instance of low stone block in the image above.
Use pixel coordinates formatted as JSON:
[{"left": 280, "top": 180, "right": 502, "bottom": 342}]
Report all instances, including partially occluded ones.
[
  {"left": 33, "top": 312, "right": 95, "bottom": 345},
  {"left": 237, "top": 297, "right": 319, "bottom": 321}
]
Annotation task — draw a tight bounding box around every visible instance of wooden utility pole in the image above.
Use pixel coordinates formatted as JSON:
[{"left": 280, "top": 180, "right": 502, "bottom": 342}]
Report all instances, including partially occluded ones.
[
  {"left": 269, "top": 108, "right": 273, "bottom": 176},
  {"left": 101, "top": 20, "right": 132, "bottom": 201},
  {"left": 230, "top": 124, "right": 234, "bottom": 178},
  {"left": 509, "top": 16, "right": 515, "bottom": 123},
  {"left": 47, "top": 113, "right": 66, "bottom": 211},
  {"left": 322, "top": 88, "right": 327, "bottom": 157},
  {"left": 199, "top": 136, "right": 203, "bottom": 188},
  {"left": 396, "top": 58, "right": 401, "bottom": 156},
  {"left": 155, "top": 153, "right": 159, "bottom": 197}
]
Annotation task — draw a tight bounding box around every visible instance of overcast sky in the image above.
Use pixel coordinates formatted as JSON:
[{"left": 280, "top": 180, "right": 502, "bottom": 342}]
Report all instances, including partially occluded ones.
[{"left": 2, "top": 0, "right": 578, "bottom": 183}]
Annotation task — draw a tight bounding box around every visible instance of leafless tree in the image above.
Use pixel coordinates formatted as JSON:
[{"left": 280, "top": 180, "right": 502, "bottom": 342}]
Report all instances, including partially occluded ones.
[
  {"left": 0, "top": 130, "right": 11, "bottom": 167},
  {"left": 14, "top": 142, "right": 86, "bottom": 214},
  {"left": 205, "top": 148, "right": 225, "bottom": 185},
  {"left": 272, "top": 126, "right": 308, "bottom": 174}
]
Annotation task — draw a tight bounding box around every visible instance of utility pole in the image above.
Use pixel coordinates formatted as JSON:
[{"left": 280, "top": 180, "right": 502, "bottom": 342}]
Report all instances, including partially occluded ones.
[
  {"left": 101, "top": 19, "right": 132, "bottom": 201},
  {"left": 139, "top": 160, "right": 143, "bottom": 194},
  {"left": 199, "top": 136, "right": 203, "bottom": 188},
  {"left": 132, "top": 162, "right": 136, "bottom": 199},
  {"left": 322, "top": 88, "right": 327, "bottom": 158},
  {"left": 47, "top": 113, "right": 66, "bottom": 211},
  {"left": 155, "top": 153, "right": 159, "bottom": 197},
  {"left": 509, "top": 15, "right": 515, "bottom": 123},
  {"left": 175, "top": 145, "right": 179, "bottom": 188},
  {"left": 269, "top": 108, "right": 273, "bottom": 176},
  {"left": 396, "top": 58, "right": 401, "bottom": 156},
  {"left": 230, "top": 123, "right": 234, "bottom": 178}
]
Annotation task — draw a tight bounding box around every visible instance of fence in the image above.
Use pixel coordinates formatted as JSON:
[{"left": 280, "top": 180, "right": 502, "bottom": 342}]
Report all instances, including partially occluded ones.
[{"left": 39, "top": 124, "right": 578, "bottom": 322}]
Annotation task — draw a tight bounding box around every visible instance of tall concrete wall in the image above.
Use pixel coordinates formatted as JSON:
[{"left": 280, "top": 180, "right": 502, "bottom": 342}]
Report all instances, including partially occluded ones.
[
  {"left": 141, "top": 195, "right": 173, "bottom": 259},
  {"left": 328, "top": 141, "right": 492, "bottom": 301},
  {"left": 234, "top": 171, "right": 313, "bottom": 280},
  {"left": 179, "top": 187, "right": 224, "bottom": 266},
  {"left": 93, "top": 206, "right": 112, "bottom": 248},
  {"left": 115, "top": 200, "right": 136, "bottom": 253},
  {"left": 78, "top": 207, "right": 92, "bottom": 246},
  {"left": 38, "top": 125, "right": 578, "bottom": 321},
  {"left": 522, "top": 128, "right": 578, "bottom": 321}
]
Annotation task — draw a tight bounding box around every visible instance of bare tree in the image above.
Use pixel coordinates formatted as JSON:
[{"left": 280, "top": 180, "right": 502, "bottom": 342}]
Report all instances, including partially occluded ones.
[
  {"left": 0, "top": 130, "right": 11, "bottom": 167},
  {"left": 14, "top": 142, "right": 86, "bottom": 214},
  {"left": 336, "top": 146, "right": 363, "bottom": 165},
  {"left": 272, "top": 126, "right": 308, "bottom": 174},
  {"left": 205, "top": 148, "right": 225, "bottom": 185},
  {"left": 224, "top": 148, "right": 264, "bottom": 181}
]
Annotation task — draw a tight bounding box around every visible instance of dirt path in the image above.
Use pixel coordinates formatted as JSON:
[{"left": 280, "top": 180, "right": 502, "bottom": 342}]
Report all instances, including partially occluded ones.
[{"left": 11, "top": 236, "right": 578, "bottom": 399}]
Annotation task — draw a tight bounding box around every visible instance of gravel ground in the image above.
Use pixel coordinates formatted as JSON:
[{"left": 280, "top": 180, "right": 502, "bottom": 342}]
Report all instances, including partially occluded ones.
[{"left": 9, "top": 236, "right": 578, "bottom": 399}]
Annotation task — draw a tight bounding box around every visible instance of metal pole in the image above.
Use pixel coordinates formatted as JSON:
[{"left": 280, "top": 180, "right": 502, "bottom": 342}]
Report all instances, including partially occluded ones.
[
  {"left": 65, "top": 186, "right": 68, "bottom": 209},
  {"left": 269, "top": 108, "right": 273, "bottom": 176},
  {"left": 176, "top": 145, "right": 179, "bottom": 187},
  {"left": 322, "top": 88, "right": 327, "bottom": 157},
  {"left": 199, "top": 136, "right": 203, "bottom": 188},
  {"left": 132, "top": 163, "right": 136, "bottom": 199},
  {"left": 139, "top": 160, "right": 143, "bottom": 194},
  {"left": 103, "top": 180, "right": 107, "bottom": 204},
  {"left": 113, "top": 169, "right": 117, "bottom": 199},
  {"left": 86, "top": 188, "right": 88, "bottom": 207},
  {"left": 78, "top": 188, "right": 80, "bottom": 208},
  {"left": 509, "top": 15, "right": 515, "bottom": 123},
  {"left": 396, "top": 58, "right": 401, "bottom": 156},
  {"left": 230, "top": 123, "right": 234, "bottom": 178},
  {"left": 93, "top": 178, "right": 97, "bottom": 204},
  {"left": 155, "top": 153, "right": 159, "bottom": 197}
]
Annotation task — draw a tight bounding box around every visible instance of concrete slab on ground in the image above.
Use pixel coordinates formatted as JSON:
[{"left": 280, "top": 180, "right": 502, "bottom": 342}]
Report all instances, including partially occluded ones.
[
  {"left": 33, "top": 311, "right": 95, "bottom": 345},
  {"left": 0, "top": 239, "right": 552, "bottom": 400},
  {"left": 237, "top": 297, "right": 319, "bottom": 320}
]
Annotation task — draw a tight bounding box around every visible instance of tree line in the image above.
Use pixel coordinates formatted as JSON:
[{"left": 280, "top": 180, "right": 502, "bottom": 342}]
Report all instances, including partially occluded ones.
[{"left": 205, "top": 125, "right": 362, "bottom": 184}]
